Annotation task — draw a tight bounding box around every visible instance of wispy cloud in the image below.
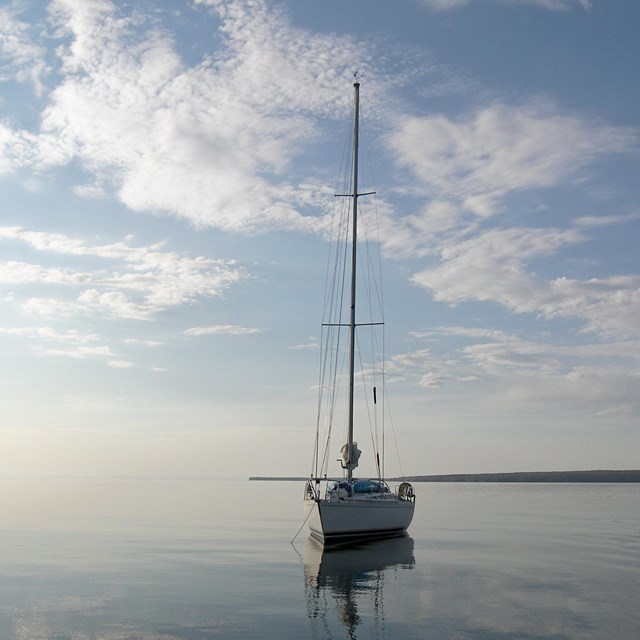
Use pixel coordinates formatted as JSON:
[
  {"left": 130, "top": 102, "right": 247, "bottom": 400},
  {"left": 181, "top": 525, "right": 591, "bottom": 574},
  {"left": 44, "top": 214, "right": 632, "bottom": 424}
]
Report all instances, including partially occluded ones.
[
  {"left": 419, "top": 0, "right": 592, "bottom": 12},
  {"left": 0, "top": 325, "right": 117, "bottom": 360},
  {"left": 0, "top": 326, "right": 99, "bottom": 343},
  {"left": 183, "top": 325, "right": 261, "bottom": 336},
  {"left": 0, "top": 2, "right": 49, "bottom": 94},
  {"left": 42, "top": 344, "right": 114, "bottom": 359},
  {"left": 0, "top": 227, "right": 247, "bottom": 320},
  {"left": 107, "top": 360, "right": 134, "bottom": 368},
  {"left": 573, "top": 212, "right": 640, "bottom": 228},
  {"left": 387, "top": 348, "right": 463, "bottom": 387},
  {"left": 287, "top": 339, "right": 318, "bottom": 351},
  {"left": 392, "top": 327, "right": 640, "bottom": 417}
]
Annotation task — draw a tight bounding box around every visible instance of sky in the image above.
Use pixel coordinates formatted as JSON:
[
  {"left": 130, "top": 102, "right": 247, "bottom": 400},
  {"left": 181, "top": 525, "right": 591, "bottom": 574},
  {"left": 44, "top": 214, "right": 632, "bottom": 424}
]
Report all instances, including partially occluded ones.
[{"left": 0, "top": 0, "right": 638, "bottom": 478}]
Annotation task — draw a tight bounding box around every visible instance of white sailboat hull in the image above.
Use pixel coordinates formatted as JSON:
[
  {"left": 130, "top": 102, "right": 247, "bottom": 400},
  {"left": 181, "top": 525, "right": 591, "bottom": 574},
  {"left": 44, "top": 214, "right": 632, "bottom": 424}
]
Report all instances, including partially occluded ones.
[{"left": 306, "top": 496, "right": 415, "bottom": 544}]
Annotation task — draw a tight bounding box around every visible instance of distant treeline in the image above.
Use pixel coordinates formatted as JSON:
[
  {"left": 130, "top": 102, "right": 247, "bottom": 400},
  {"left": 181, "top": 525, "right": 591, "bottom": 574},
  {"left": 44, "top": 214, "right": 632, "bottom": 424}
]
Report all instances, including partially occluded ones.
[
  {"left": 401, "top": 470, "right": 640, "bottom": 483},
  {"left": 249, "top": 470, "right": 640, "bottom": 483}
]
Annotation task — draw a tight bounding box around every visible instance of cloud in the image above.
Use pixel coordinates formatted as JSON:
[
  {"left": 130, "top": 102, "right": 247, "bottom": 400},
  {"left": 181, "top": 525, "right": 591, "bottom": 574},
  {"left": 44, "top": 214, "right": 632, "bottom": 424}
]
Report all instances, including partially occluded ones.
[
  {"left": 411, "top": 226, "right": 581, "bottom": 305},
  {"left": 409, "top": 326, "right": 515, "bottom": 343},
  {"left": 383, "top": 99, "right": 638, "bottom": 343},
  {"left": 43, "top": 344, "right": 114, "bottom": 359},
  {"left": 0, "top": 2, "right": 49, "bottom": 95},
  {"left": 72, "top": 183, "right": 106, "bottom": 198},
  {"left": 0, "top": 227, "right": 247, "bottom": 320},
  {"left": 108, "top": 360, "right": 134, "bottom": 368},
  {"left": 419, "top": 0, "right": 592, "bottom": 11},
  {"left": 0, "top": 325, "right": 119, "bottom": 361},
  {"left": 420, "top": 0, "right": 471, "bottom": 10},
  {"left": 124, "top": 338, "right": 163, "bottom": 347},
  {"left": 573, "top": 212, "right": 640, "bottom": 228},
  {"left": 0, "top": 326, "right": 98, "bottom": 343},
  {"left": 2, "top": 1, "right": 620, "bottom": 245},
  {"left": 546, "top": 275, "right": 640, "bottom": 337},
  {"left": 463, "top": 339, "right": 565, "bottom": 375},
  {"left": 388, "top": 104, "right": 635, "bottom": 220},
  {"left": 287, "top": 339, "right": 318, "bottom": 351},
  {"left": 410, "top": 226, "right": 640, "bottom": 339},
  {"left": 0, "top": 0, "right": 379, "bottom": 233},
  {"left": 392, "top": 327, "right": 640, "bottom": 415},
  {"left": 77, "top": 289, "right": 153, "bottom": 321},
  {"left": 183, "top": 325, "right": 261, "bottom": 336},
  {"left": 386, "top": 348, "right": 473, "bottom": 387}
]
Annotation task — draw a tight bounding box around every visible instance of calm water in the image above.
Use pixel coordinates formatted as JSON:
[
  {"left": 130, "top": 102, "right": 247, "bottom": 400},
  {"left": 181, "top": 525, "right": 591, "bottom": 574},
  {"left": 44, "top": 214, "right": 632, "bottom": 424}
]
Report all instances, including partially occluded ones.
[{"left": 0, "top": 478, "right": 638, "bottom": 639}]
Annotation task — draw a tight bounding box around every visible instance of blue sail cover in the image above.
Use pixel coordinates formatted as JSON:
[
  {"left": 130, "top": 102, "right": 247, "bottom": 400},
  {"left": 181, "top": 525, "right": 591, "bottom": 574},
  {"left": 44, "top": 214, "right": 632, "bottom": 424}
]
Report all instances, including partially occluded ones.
[{"left": 352, "top": 479, "right": 389, "bottom": 494}]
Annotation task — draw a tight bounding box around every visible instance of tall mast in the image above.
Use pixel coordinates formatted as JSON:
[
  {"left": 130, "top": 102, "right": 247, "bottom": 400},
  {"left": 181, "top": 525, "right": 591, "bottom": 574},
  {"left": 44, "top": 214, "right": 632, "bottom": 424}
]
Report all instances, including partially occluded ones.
[{"left": 347, "top": 80, "right": 360, "bottom": 483}]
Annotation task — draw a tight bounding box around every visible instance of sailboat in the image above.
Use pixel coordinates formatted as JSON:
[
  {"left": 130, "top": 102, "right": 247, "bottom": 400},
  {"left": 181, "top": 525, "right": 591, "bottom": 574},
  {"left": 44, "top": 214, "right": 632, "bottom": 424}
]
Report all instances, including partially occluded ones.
[{"left": 304, "top": 79, "right": 415, "bottom": 544}]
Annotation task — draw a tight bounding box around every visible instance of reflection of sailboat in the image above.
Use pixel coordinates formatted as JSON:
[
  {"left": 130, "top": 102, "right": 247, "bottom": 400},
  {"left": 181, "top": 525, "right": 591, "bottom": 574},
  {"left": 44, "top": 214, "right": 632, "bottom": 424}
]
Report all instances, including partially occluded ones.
[
  {"left": 304, "top": 79, "right": 415, "bottom": 544},
  {"left": 303, "top": 535, "right": 415, "bottom": 639}
]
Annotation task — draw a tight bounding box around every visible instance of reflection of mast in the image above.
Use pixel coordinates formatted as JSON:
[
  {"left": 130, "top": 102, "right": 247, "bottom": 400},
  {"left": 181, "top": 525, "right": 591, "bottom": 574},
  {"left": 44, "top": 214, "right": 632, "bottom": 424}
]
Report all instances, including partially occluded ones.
[
  {"left": 303, "top": 536, "right": 415, "bottom": 638},
  {"left": 335, "top": 572, "right": 360, "bottom": 639}
]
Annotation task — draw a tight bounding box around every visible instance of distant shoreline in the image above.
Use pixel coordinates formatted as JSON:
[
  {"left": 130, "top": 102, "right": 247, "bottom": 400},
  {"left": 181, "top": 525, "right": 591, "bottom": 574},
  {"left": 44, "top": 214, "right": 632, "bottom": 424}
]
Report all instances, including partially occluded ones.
[{"left": 249, "top": 470, "right": 640, "bottom": 483}]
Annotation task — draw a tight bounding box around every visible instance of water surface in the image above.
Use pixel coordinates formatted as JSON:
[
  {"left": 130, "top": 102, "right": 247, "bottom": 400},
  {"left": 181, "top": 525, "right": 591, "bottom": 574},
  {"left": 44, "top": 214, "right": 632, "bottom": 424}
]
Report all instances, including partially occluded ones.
[{"left": 0, "top": 478, "right": 638, "bottom": 639}]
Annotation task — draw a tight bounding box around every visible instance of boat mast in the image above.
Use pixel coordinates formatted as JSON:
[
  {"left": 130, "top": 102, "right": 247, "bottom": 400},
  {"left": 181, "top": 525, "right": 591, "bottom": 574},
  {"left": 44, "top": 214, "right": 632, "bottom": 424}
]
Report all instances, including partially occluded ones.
[{"left": 347, "top": 80, "right": 360, "bottom": 484}]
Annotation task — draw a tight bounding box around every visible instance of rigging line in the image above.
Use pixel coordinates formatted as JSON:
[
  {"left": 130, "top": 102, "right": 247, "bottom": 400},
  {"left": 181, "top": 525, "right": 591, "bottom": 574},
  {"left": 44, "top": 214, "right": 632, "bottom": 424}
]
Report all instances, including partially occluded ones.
[
  {"left": 359, "top": 271, "right": 382, "bottom": 469},
  {"left": 291, "top": 501, "right": 316, "bottom": 544},
  {"left": 372, "top": 198, "right": 385, "bottom": 324},
  {"left": 315, "top": 300, "right": 335, "bottom": 476},
  {"left": 355, "top": 203, "right": 386, "bottom": 478},
  {"left": 321, "top": 196, "right": 351, "bottom": 474},
  {"left": 319, "top": 296, "right": 351, "bottom": 475},
  {"left": 321, "top": 103, "right": 352, "bottom": 322},
  {"left": 359, "top": 105, "right": 385, "bottom": 328},
  {"left": 354, "top": 331, "right": 381, "bottom": 475},
  {"left": 314, "top": 327, "right": 329, "bottom": 477},
  {"left": 368, "top": 188, "right": 387, "bottom": 478},
  {"left": 318, "top": 328, "right": 341, "bottom": 476},
  {"left": 359, "top": 198, "right": 385, "bottom": 327},
  {"left": 322, "top": 204, "right": 345, "bottom": 334},
  {"left": 385, "top": 386, "right": 406, "bottom": 480},
  {"left": 316, "top": 191, "right": 351, "bottom": 477},
  {"left": 379, "top": 321, "right": 386, "bottom": 480},
  {"left": 320, "top": 325, "right": 347, "bottom": 476},
  {"left": 360, "top": 193, "right": 389, "bottom": 479},
  {"left": 315, "top": 315, "right": 339, "bottom": 476},
  {"left": 356, "top": 100, "right": 384, "bottom": 317},
  {"left": 316, "top": 173, "right": 343, "bottom": 478}
]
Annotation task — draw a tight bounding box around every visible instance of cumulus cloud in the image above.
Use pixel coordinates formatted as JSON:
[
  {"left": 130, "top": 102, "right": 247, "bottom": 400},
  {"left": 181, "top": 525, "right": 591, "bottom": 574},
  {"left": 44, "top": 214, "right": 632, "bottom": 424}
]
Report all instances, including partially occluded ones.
[
  {"left": 389, "top": 104, "right": 635, "bottom": 220},
  {"left": 0, "top": 0, "right": 636, "bottom": 394},
  {"left": 0, "top": 0, "right": 379, "bottom": 233},
  {"left": 381, "top": 94, "right": 638, "bottom": 348},
  {"left": 410, "top": 226, "right": 640, "bottom": 339},
  {"left": 412, "top": 226, "right": 582, "bottom": 303}
]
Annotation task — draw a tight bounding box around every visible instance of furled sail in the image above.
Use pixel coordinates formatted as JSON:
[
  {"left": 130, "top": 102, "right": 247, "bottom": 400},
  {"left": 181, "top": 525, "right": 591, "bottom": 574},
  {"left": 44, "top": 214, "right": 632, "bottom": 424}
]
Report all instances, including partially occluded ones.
[{"left": 340, "top": 442, "right": 361, "bottom": 472}]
